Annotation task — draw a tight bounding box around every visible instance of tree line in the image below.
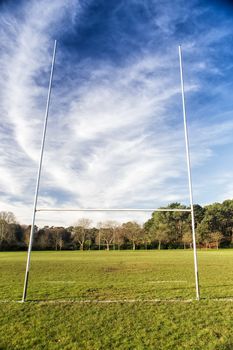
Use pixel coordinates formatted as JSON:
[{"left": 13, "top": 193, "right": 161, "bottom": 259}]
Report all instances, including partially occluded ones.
[{"left": 1, "top": 199, "right": 233, "bottom": 251}]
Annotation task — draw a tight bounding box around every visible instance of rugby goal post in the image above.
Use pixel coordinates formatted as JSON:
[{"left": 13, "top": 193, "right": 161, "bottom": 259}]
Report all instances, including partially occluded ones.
[{"left": 22, "top": 42, "right": 200, "bottom": 302}]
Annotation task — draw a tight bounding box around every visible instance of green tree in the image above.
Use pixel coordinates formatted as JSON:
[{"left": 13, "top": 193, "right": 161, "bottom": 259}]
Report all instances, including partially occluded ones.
[
  {"left": 122, "top": 222, "right": 142, "bottom": 250},
  {"left": 147, "top": 203, "right": 191, "bottom": 246},
  {"left": 141, "top": 229, "right": 151, "bottom": 249},
  {"left": 193, "top": 204, "right": 205, "bottom": 226},
  {"left": 210, "top": 231, "right": 223, "bottom": 249},
  {"left": 150, "top": 222, "right": 170, "bottom": 250},
  {"left": 196, "top": 221, "right": 211, "bottom": 249},
  {"left": 182, "top": 228, "right": 193, "bottom": 249}
]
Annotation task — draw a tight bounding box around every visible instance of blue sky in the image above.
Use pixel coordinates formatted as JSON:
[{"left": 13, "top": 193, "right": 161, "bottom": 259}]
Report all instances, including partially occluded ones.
[{"left": 1, "top": 0, "right": 233, "bottom": 225}]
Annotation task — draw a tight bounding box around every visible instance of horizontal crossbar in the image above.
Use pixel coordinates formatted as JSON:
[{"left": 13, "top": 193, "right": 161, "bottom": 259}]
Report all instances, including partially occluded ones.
[{"left": 36, "top": 208, "right": 192, "bottom": 212}]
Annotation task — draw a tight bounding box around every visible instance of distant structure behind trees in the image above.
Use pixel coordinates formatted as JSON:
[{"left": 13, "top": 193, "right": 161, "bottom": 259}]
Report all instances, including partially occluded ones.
[{"left": 1, "top": 199, "right": 233, "bottom": 251}]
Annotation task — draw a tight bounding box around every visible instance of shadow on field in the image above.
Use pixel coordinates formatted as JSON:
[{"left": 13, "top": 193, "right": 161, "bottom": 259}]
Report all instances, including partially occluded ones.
[{"left": 202, "top": 284, "right": 233, "bottom": 288}]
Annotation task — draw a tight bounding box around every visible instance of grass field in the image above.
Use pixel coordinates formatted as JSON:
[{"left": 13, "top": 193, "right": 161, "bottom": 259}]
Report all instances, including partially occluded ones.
[{"left": 0, "top": 250, "right": 233, "bottom": 349}]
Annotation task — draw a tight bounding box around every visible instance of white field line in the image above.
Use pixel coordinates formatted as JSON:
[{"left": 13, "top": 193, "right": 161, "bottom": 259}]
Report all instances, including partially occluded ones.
[
  {"left": 2, "top": 298, "right": 195, "bottom": 304},
  {"left": 1, "top": 298, "right": 233, "bottom": 304},
  {"left": 26, "top": 299, "right": 195, "bottom": 304},
  {"left": 33, "top": 280, "right": 187, "bottom": 284},
  {"left": 147, "top": 280, "right": 187, "bottom": 284},
  {"left": 39, "top": 281, "right": 76, "bottom": 284},
  {"left": 34, "top": 280, "right": 187, "bottom": 284},
  {"left": 32, "top": 280, "right": 187, "bottom": 284}
]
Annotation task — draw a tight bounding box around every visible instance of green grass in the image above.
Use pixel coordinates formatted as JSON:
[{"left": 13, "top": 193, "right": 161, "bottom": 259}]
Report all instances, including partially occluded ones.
[{"left": 0, "top": 250, "right": 233, "bottom": 349}]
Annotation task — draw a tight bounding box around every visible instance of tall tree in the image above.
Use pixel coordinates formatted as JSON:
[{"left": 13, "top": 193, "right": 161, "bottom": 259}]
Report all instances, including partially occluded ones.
[
  {"left": 197, "top": 221, "right": 211, "bottom": 249},
  {"left": 141, "top": 229, "right": 151, "bottom": 249},
  {"left": 72, "top": 218, "right": 92, "bottom": 250},
  {"left": 150, "top": 222, "right": 169, "bottom": 250},
  {"left": 114, "top": 226, "right": 124, "bottom": 250},
  {"left": 182, "top": 227, "right": 193, "bottom": 249},
  {"left": 98, "top": 221, "right": 118, "bottom": 250},
  {"left": 146, "top": 203, "right": 191, "bottom": 245},
  {"left": 122, "top": 222, "right": 142, "bottom": 250},
  {"left": 210, "top": 231, "right": 223, "bottom": 249},
  {"left": 50, "top": 227, "right": 66, "bottom": 250},
  {"left": 36, "top": 227, "right": 50, "bottom": 249},
  {"left": 193, "top": 204, "right": 205, "bottom": 226},
  {"left": 0, "top": 211, "right": 17, "bottom": 248}
]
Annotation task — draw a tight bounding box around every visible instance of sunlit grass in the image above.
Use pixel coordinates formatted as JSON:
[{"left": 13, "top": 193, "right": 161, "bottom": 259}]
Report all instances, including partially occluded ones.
[
  {"left": 1, "top": 250, "right": 233, "bottom": 301},
  {"left": 1, "top": 250, "right": 233, "bottom": 349}
]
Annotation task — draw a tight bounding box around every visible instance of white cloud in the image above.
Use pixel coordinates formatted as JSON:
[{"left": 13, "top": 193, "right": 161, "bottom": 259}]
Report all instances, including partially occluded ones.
[{"left": 1, "top": 0, "right": 233, "bottom": 226}]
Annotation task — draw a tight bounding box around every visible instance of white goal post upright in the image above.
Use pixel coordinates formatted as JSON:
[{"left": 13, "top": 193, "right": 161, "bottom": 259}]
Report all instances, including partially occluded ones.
[
  {"left": 22, "top": 40, "right": 57, "bottom": 302},
  {"left": 22, "top": 43, "right": 200, "bottom": 301},
  {"left": 179, "top": 45, "right": 200, "bottom": 300}
]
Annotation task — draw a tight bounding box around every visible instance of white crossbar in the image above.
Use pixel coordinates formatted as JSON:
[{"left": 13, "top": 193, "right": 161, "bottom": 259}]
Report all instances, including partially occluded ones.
[{"left": 36, "top": 208, "right": 192, "bottom": 212}]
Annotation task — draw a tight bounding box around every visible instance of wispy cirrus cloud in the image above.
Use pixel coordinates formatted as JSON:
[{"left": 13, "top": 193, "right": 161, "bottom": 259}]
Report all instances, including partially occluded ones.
[{"left": 1, "top": 0, "right": 233, "bottom": 225}]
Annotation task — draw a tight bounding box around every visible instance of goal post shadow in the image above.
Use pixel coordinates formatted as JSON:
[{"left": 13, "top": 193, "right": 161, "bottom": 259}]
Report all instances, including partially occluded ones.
[{"left": 21, "top": 42, "right": 200, "bottom": 302}]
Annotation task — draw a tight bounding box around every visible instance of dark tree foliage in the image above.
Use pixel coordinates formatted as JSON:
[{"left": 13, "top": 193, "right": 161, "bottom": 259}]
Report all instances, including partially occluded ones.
[{"left": 2, "top": 200, "right": 233, "bottom": 250}]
